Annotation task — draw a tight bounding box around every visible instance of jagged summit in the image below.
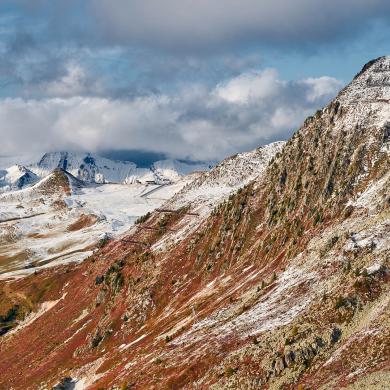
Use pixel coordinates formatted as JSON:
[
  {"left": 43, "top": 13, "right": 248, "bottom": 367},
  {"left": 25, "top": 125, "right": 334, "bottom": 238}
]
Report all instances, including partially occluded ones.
[
  {"left": 326, "top": 56, "right": 390, "bottom": 131},
  {"left": 338, "top": 56, "right": 390, "bottom": 103},
  {"left": 0, "top": 165, "right": 38, "bottom": 191},
  {"left": 352, "top": 56, "right": 387, "bottom": 80},
  {"left": 34, "top": 168, "right": 85, "bottom": 196},
  {"left": 30, "top": 151, "right": 213, "bottom": 185}
]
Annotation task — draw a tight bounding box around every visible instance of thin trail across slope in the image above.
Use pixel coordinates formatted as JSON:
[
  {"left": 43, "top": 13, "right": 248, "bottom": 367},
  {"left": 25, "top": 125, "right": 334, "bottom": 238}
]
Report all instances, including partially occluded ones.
[{"left": 140, "top": 184, "right": 169, "bottom": 198}]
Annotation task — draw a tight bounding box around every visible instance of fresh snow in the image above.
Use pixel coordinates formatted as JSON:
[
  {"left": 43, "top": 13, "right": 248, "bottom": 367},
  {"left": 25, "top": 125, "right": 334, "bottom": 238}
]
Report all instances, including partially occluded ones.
[
  {"left": 332, "top": 56, "right": 390, "bottom": 133},
  {"left": 0, "top": 142, "right": 283, "bottom": 277},
  {"left": 152, "top": 141, "right": 285, "bottom": 251},
  {"left": 0, "top": 151, "right": 214, "bottom": 192},
  {"left": 29, "top": 151, "right": 213, "bottom": 185},
  {"left": 0, "top": 177, "right": 194, "bottom": 278}
]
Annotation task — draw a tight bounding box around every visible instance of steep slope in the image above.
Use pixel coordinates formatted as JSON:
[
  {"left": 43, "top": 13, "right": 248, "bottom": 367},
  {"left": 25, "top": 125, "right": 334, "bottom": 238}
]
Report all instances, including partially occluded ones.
[
  {"left": 153, "top": 141, "right": 285, "bottom": 251},
  {"left": 169, "top": 141, "right": 285, "bottom": 214},
  {"left": 0, "top": 57, "right": 389, "bottom": 390}
]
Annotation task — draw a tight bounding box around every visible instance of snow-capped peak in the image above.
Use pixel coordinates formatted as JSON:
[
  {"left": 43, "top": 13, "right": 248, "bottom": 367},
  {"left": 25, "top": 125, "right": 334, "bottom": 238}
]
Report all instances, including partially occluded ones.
[
  {"left": 32, "top": 152, "right": 138, "bottom": 184},
  {"left": 16, "top": 151, "right": 215, "bottom": 187},
  {"left": 0, "top": 165, "right": 38, "bottom": 192},
  {"left": 329, "top": 56, "right": 390, "bottom": 132},
  {"left": 338, "top": 56, "right": 390, "bottom": 105}
]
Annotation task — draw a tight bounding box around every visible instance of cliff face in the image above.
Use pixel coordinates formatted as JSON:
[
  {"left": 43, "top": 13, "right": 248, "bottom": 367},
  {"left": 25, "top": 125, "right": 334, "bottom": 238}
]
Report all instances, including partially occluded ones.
[{"left": 0, "top": 58, "right": 390, "bottom": 390}]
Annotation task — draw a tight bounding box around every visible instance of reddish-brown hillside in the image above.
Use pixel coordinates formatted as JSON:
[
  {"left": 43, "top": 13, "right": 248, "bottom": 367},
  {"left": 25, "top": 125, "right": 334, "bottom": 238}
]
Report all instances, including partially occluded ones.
[{"left": 0, "top": 57, "right": 389, "bottom": 390}]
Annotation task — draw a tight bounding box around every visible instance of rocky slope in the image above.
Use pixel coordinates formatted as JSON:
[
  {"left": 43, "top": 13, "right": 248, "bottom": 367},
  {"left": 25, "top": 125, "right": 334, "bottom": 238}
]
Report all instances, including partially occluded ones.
[
  {"left": 153, "top": 141, "right": 285, "bottom": 252},
  {"left": 0, "top": 57, "right": 389, "bottom": 390}
]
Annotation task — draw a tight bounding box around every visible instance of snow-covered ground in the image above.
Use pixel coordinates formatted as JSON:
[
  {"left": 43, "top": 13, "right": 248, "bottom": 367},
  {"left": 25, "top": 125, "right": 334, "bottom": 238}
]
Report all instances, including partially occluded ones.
[
  {"left": 0, "top": 142, "right": 283, "bottom": 278},
  {"left": 69, "top": 181, "right": 190, "bottom": 232},
  {"left": 0, "top": 149, "right": 212, "bottom": 278},
  {"left": 0, "top": 177, "right": 194, "bottom": 279}
]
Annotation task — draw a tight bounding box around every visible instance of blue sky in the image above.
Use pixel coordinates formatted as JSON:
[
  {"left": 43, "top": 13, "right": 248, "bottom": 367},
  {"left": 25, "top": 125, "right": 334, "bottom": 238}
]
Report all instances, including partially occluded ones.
[{"left": 0, "top": 1, "right": 389, "bottom": 160}]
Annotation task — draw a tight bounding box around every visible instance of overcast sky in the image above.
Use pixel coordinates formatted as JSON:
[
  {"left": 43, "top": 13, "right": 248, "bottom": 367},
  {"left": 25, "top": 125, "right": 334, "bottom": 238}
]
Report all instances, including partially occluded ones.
[{"left": 0, "top": 1, "right": 389, "bottom": 160}]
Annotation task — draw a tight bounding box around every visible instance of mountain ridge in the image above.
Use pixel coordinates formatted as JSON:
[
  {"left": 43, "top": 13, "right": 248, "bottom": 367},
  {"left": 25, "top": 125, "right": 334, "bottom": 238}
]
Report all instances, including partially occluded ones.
[
  {"left": 0, "top": 142, "right": 280, "bottom": 278},
  {"left": 0, "top": 151, "right": 215, "bottom": 192},
  {"left": 0, "top": 57, "right": 389, "bottom": 389}
]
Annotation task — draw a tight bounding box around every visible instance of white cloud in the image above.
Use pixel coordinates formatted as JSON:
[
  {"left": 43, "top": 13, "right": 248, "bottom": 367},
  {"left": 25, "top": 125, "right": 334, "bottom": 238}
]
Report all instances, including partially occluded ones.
[
  {"left": 0, "top": 69, "right": 343, "bottom": 160},
  {"left": 271, "top": 107, "right": 300, "bottom": 129},
  {"left": 302, "top": 76, "right": 343, "bottom": 102},
  {"left": 44, "top": 63, "right": 89, "bottom": 97},
  {"left": 24, "top": 62, "right": 105, "bottom": 98},
  {"left": 215, "top": 69, "right": 281, "bottom": 104}
]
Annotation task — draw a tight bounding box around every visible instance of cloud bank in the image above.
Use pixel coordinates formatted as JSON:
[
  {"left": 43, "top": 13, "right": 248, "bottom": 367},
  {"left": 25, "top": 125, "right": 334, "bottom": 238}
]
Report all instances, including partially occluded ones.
[
  {"left": 1, "top": 0, "right": 386, "bottom": 161},
  {"left": 0, "top": 69, "right": 342, "bottom": 160},
  {"left": 11, "top": 0, "right": 390, "bottom": 51}
]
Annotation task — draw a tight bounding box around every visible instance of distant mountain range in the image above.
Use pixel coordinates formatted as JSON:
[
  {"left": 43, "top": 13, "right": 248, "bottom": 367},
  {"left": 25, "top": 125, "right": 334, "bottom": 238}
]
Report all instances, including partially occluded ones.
[{"left": 0, "top": 151, "right": 214, "bottom": 191}]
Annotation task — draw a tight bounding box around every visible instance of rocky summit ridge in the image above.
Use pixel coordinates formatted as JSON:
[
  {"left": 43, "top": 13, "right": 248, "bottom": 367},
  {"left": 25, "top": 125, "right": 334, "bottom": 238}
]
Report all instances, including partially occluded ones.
[{"left": 331, "top": 55, "right": 390, "bottom": 133}]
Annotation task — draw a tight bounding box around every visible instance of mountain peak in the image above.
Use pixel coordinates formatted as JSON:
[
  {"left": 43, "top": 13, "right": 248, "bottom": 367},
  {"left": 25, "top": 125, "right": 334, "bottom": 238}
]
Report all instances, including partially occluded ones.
[
  {"left": 35, "top": 168, "right": 85, "bottom": 195},
  {"left": 352, "top": 56, "right": 388, "bottom": 79},
  {"left": 319, "top": 55, "right": 390, "bottom": 132},
  {"left": 338, "top": 55, "right": 390, "bottom": 104},
  {"left": 0, "top": 164, "right": 38, "bottom": 191},
  {"left": 31, "top": 151, "right": 213, "bottom": 185}
]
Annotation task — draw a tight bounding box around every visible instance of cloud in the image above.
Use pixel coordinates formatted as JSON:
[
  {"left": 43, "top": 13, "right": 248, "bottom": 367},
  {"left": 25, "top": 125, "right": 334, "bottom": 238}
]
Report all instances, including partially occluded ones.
[
  {"left": 0, "top": 69, "right": 343, "bottom": 160},
  {"left": 88, "top": 0, "right": 390, "bottom": 51},
  {"left": 5, "top": 0, "right": 390, "bottom": 54},
  {"left": 302, "top": 77, "right": 345, "bottom": 102},
  {"left": 0, "top": 0, "right": 388, "bottom": 101},
  {"left": 215, "top": 69, "right": 281, "bottom": 103},
  {"left": 24, "top": 62, "right": 105, "bottom": 98},
  {"left": 0, "top": 0, "right": 384, "bottom": 167}
]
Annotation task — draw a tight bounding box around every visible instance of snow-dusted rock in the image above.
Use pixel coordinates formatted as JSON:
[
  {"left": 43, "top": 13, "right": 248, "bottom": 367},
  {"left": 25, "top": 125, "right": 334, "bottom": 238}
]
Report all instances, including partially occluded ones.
[
  {"left": 0, "top": 165, "right": 39, "bottom": 192},
  {"left": 28, "top": 152, "right": 213, "bottom": 186}
]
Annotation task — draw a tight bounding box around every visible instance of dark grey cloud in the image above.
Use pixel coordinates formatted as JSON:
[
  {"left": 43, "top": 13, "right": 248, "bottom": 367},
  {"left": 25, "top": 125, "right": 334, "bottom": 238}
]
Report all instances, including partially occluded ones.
[
  {"left": 88, "top": 0, "right": 390, "bottom": 51},
  {"left": 1, "top": 0, "right": 388, "bottom": 98},
  {"left": 0, "top": 1, "right": 94, "bottom": 95},
  {"left": 100, "top": 149, "right": 167, "bottom": 166},
  {"left": 6, "top": 0, "right": 390, "bottom": 53}
]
